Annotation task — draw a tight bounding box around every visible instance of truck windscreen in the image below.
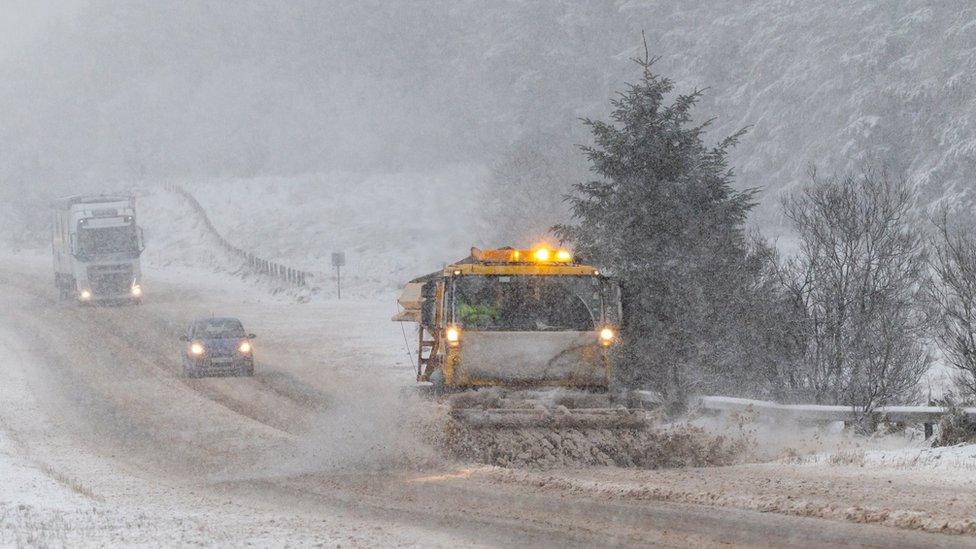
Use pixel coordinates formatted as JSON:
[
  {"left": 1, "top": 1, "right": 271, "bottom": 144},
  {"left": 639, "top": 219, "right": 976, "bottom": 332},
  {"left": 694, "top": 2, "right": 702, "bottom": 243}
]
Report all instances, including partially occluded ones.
[
  {"left": 452, "top": 275, "right": 603, "bottom": 331},
  {"left": 77, "top": 225, "right": 139, "bottom": 258}
]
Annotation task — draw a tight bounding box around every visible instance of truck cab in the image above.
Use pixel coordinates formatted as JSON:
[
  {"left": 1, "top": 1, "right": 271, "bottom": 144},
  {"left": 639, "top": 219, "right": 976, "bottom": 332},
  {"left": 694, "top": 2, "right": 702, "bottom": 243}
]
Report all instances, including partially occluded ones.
[
  {"left": 52, "top": 194, "right": 145, "bottom": 303},
  {"left": 395, "top": 246, "right": 622, "bottom": 390}
]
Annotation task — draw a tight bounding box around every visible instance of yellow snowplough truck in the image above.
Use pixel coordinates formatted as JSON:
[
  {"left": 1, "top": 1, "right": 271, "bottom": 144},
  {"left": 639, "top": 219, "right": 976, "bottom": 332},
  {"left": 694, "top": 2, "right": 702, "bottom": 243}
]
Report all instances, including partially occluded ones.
[{"left": 393, "top": 245, "right": 653, "bottom": 430}]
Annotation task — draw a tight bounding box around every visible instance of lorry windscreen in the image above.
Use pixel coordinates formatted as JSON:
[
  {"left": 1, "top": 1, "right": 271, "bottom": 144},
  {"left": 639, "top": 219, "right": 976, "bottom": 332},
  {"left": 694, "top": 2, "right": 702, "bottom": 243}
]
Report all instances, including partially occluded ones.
[
  {"left": 452, "top": 275, "right": 602, "bottom": 331},
  {"left": 77, "top": 225, "right": 139, "bottom": 257}
]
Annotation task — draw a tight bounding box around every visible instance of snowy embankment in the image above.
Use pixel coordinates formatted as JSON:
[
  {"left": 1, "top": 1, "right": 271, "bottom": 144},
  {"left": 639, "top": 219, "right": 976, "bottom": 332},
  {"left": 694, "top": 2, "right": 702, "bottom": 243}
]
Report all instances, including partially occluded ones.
[
  {"left": 0, "top": 426, "right": 94, "bottom": 547},
  {"left": 859, "top": 444, "right": 976, "bottom": 470},
  {"left": 797, "top": 443, "right": 976, "bottom": 472},
  {"left": 141, "top": 168, "right": 490, "bottom": 299},
  {"left": 0, "top": 429, "right": 222, "bottom": 547}
]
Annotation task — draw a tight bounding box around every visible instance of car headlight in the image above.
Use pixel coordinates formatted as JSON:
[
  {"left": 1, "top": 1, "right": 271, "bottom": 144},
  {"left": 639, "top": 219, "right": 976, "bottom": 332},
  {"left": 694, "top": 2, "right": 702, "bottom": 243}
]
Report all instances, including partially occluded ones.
[
  {"left": 131, "top": 285, "right": 142, "bottom": 296},
  {"left": 239, "top": 341, "right": 252, "bottom": 354},
  {"left": 190, "top": 342, "right": 205, "bottom": 355},
  {"left": 79, "top": 289, "right": 92, "bottom": 301},
  {"left": 599, "top": 327, "right": 615, "bottom": 346}
]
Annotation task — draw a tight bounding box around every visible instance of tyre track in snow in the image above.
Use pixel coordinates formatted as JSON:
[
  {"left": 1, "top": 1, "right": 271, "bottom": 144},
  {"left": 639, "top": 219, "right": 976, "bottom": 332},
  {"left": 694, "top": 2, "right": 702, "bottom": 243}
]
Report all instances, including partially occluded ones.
[
  {"left": 0, "top": 263, "right": 327, "bottom": 442},
  {"left": 0, "top": 304, "right": 467, "bottom": 547},
  {"left": 0, "top": 265, "right": 297, "bottom": 478},
  {"left": 77, "top": 297, "right": 322, "bottom": 435},
  {"left": 93, "top": 309, "right": 300, "bottom": 439},
  {"left": 100, "top": 302, "right": 334, "bottom": 418}
]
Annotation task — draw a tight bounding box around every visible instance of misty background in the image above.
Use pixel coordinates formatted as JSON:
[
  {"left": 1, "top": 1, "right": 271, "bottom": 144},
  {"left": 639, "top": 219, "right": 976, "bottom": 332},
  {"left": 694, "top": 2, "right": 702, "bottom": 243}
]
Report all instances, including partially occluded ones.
[{"left": 2, "top": 1, "right": 975, "bottom": 246}]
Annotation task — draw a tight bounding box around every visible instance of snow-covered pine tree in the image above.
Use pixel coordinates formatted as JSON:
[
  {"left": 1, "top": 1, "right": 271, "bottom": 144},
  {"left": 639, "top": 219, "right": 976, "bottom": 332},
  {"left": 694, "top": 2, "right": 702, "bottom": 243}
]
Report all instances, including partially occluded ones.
[{"left": 556, "top": 45, "right": 759, "bottom": 403}]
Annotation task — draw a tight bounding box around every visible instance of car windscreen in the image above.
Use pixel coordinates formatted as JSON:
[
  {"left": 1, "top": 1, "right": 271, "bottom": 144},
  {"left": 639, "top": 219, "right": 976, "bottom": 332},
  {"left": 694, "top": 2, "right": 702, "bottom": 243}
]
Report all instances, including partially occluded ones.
[
  {"left": 452, "top": 275, "right": 602, "bottom": 331},
  {"left": 194, "top": 319, "right": 246, "bottom": 338}
]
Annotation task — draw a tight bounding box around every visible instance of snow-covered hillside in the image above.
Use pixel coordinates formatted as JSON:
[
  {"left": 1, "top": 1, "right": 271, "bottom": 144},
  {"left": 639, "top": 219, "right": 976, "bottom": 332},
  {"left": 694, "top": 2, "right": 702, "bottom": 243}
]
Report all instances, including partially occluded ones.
[
  {"left": 139, "top": 167, "right": 492, "bottom": 296},
  {"left": 632, "top": 1, "right": 976, "bottom": 225},
  {"left": 5, "top": 2, "right": 976, "bottom": 237}
]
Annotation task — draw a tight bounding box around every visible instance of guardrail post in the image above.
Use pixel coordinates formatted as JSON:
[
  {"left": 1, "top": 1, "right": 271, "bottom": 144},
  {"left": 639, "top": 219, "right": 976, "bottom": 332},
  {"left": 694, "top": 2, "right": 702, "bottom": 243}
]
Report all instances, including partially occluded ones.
[{"left": 924, "top": 422, "right": 933, "bottom": 439}]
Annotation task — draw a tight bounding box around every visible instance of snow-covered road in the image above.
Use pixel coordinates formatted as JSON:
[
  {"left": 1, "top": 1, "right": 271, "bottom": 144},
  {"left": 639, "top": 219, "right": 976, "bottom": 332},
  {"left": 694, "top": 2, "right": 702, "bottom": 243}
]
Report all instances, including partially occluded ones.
[{"left": 0, "top": 254, "right": 972, "bottom": 547}]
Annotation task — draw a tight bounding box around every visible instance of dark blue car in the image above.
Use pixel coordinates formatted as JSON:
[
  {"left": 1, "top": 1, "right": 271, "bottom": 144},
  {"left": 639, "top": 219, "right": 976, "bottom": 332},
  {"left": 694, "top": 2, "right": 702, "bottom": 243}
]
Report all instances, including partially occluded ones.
[{"left": 180, "top": 317, "right": 255, "bottom": 377}]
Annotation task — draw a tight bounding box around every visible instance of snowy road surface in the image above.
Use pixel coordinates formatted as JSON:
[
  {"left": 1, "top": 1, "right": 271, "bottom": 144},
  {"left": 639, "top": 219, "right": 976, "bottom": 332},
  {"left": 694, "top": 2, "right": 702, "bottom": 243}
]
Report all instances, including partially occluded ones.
[{"left": 0, "top": 255, "right": 973, "bottom": 547}]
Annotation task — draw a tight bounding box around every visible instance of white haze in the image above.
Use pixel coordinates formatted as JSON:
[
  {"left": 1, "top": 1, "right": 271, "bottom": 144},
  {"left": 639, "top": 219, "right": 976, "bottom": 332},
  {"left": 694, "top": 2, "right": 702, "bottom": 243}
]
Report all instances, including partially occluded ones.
[{"left": 3, "top": 1, "right": 976, "bottom": 249}]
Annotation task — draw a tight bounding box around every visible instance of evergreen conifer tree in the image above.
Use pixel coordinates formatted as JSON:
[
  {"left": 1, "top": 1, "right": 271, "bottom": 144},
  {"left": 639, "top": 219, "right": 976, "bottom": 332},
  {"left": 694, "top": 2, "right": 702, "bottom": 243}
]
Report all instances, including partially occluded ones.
[{"left": 556, "top": 44, "right": 758, "bottom": 402}]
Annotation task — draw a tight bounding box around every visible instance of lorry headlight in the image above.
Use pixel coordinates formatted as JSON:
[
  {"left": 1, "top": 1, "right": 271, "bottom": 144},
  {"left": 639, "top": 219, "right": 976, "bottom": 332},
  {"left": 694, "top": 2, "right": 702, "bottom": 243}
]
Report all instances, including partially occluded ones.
[
  {"left": 239, "top": 341, "right": 252, "bottom": 353},
  {"left": 79, "top": 290, "right": 92, "bottom": 301},
  {"left": 599, "top": 327, "right": 615, "bottom": 346},
  {"left": 445, "top": 326, "right": 461, "bottom": 347},
  {"left": 131, "top": 285, "right": 142, "bottom": 296},
  {"left": 190, "top": 342, "right": 205, "bottom": 355}
]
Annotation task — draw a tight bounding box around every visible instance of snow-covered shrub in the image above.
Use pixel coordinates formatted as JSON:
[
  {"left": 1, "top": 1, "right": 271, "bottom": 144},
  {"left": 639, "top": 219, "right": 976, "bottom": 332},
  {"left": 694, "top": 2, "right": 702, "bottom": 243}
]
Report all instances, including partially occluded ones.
[
  {"left": 936, "top": 406, "right": 976, "bottom": 447},
  {"left": 779, "top": 169, "right": 933, "bottom": 413},
  {"left": 930, "top": 212, "right": 976, "bottom": 400}
]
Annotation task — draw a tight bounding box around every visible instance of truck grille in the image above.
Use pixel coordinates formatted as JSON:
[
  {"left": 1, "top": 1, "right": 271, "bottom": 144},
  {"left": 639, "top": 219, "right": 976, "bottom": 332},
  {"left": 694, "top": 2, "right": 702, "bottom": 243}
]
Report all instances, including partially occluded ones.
[{"left": 88, "top": 264, "right": 133, "bottom": 294}]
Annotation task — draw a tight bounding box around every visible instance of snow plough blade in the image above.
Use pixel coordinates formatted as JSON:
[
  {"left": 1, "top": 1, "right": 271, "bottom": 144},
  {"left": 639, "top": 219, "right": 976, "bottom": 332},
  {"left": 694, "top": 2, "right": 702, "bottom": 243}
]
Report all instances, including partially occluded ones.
[
  {"left": 450, "top": 407, "right": 653, "bottom": 429},
  {"left": 440, "top": 387, "right": 659, "bottom": 429},
  {"left": 420, "top": 389, "right": 749, "bottom": 469}
]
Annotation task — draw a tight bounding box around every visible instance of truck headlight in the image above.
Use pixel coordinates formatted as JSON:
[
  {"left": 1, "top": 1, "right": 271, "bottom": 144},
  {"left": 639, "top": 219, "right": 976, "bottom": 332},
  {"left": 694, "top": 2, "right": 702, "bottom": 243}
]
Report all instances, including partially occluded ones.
[
  {"left": 239, "top": 341, "right": 252, "bottom": 353},
  {"left": 131, "top": 285, "right": 142, "bottom": 296},
  {"left": 445, "top": 326, "right": 461, "bottom": 347},
  {"left": 190, "top": 342, "right": 205, "bottom": 355},
  {"left": 79, "top": 290, "right": 92, "bottom": 301}
]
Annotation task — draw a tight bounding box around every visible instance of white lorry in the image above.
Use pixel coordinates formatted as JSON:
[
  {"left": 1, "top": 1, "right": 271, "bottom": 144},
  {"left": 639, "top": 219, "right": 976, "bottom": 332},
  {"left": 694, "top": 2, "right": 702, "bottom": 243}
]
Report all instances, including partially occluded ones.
[{"left": 52, "top": 194, "right": 145, "bottom": 303}]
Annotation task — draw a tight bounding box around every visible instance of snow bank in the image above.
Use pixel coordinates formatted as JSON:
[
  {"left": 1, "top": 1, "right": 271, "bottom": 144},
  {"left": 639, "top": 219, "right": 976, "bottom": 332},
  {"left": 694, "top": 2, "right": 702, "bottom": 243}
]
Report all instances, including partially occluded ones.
[
  {"left": 799, "top": 443, "right": 976, "bottom": 472},
  {"left": 137, "top": 187, "right": 314, "bottom": 303},
  {"left": 484, "top": 465, "right": 976, "bottom": 536},
  {"left": 148, "top": 168, "right": 491, "bottom": 298},
  {"left": 862, "top": 444, "right": 976, "bottom": 470}
]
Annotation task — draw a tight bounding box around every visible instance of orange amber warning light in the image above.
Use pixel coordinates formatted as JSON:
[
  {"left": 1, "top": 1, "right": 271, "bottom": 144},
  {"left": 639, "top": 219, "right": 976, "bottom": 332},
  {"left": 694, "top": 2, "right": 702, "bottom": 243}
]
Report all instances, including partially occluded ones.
[
  {"left": 530, "top": 244, "right": 573, "bottom": 263},
  {"left": 470, "top": 245, "right": 574, "bottom": 264}
]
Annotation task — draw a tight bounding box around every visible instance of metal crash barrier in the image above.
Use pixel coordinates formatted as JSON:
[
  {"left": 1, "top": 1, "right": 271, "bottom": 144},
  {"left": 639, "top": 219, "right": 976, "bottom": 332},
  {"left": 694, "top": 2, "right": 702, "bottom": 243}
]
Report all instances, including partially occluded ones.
[{"left": 699, "top": 395, "right": 976, "bottom": 438}]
